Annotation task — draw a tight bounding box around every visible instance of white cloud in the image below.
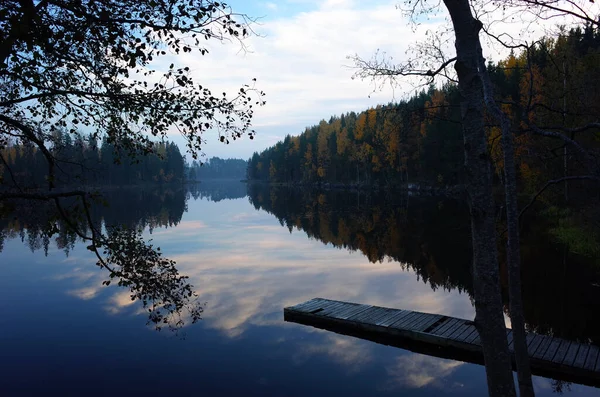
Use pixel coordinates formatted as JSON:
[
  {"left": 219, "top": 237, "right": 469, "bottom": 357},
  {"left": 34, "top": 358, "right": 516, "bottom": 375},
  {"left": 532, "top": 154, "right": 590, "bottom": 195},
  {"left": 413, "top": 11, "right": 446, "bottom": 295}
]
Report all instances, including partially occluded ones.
[
  {"left": 168, "top": 1, "right": 441, "bottom": 159},
  {"left": 162, "top": 0, "right": 595, "bottom": 160},
  {"left": 383, "top": 354, "right": 465, "bottom": 389}
]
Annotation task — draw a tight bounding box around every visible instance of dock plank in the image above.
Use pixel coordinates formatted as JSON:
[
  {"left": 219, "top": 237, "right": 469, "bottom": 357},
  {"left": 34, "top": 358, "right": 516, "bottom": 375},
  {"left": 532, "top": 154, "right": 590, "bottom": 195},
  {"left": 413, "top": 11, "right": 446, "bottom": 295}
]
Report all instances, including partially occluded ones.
[
  {"left": 506, "top": 330, "right": 514, "bottom": 351},
  {"left": 440, "top": 320, "right": 465, "bottom": 338},
  {"left": 563, "top": 343, "right": 581, "bottom": 366},
  {"left": 334, "top": 305, "right": 372, "bottom": 320},
  {"left": 429, "top": 317, "right": 452, "bottom": 334},
  {"left": 455, "top": 325, "right": 477, "bottom": 343},
  {"left": 552, "top": 340, "right": 571, "bottom": 365},
  {"left": 432, "top": 318, "right": 461, "bottom": 336},
  {"left": 283, "top": 298, "right": 600, "bottom": 387},
  {"left": 367, "top": 308, "right": 396, "bottom": 325},
  {"left": 377, "top": 310, "right": 411, "bottom": 327},
  {"left": 542, "top": 339, "right": 562, "bottom": 362},
  {"left": 302, "top": 299, "right": 338, "bottom": 313},
  {"left": 414, "top": 315, "right": 443, "bottom": 332},
  {"left": 584, "top": 346, "right": 599, "bottom": 372},
  {"left": 347, "top": 306, "right": 384, "bottom": 323},
  {"left": 328, "top": 304, "right": 368, "bottom": 320},
  {"left": 317, "top": 301, "right": 349, "bottom": 316},
  {"left": 465, "top": 328, "right": 480, "bottom": 344},
  {"left": 290, "top": 298, "right": 319, "bottom": 311},
  {"left": 400, "top": 313, "right": 428, "bottom": 330},
  {"left": 292, "top": 298, "right": 323, "bottom": 312},
  {"left": 408, "top": 314, "right": 436, "bottom": 331},
  {"left": 574, "top": 345, "right": 590, "bottom": 369},
  {"left": 448, "top": 323, "right": 470, "bottom": 340},
  {"left": 532, "top": 336, "right": 554, "bottom": 359},
  {"left": 528, "top": 335, "right": 544, "bottom": 358},
  {"left": 390, "top": 312, "right": 420, "bottom": 329}
]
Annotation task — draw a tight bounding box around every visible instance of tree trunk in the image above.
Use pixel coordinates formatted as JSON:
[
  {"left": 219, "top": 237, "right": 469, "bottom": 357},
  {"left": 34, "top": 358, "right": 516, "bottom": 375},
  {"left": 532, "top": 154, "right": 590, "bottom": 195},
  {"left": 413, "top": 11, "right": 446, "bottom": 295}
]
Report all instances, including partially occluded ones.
[
  {"left": 478, "top": 52, "right": 535, "bottom": 396},
  {"left": 443, "top": 1, "right": 516, "bottom": 396}
]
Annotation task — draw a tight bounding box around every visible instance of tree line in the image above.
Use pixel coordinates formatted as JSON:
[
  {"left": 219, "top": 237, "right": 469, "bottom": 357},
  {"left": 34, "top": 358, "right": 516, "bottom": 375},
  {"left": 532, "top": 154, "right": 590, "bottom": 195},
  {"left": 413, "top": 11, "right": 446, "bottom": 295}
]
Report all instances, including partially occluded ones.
[
  {"left": 248, "top": 24, "right": 600, "bottom": 204},
  {"left": 0, "top": 131, "right": 252, "bottom": 188},
  {"left": 0, "top": 131, "right": 186, "bottom": 188},
  {"left": 188, "top": 157, "right": 247, "bottom": 181}
]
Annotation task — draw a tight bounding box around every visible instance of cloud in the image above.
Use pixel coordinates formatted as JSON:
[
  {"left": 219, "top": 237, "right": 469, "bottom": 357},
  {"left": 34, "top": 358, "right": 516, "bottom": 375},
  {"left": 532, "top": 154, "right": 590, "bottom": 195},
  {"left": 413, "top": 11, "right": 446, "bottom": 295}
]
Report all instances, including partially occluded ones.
[
  {"left": 383, "top": 354, "right": 465, "bottom": 390},
  {"left": 292, "top": 333, "right": 373, "bottom": 372},
  {"left": 161, "top": 0, "right": 583, "bottom": 160},
  {"left": 67, "top": 286, "right": 102, "bottom": 300},
  {"left": 166, "top": 0, "right": 442, "bottom": 159}
]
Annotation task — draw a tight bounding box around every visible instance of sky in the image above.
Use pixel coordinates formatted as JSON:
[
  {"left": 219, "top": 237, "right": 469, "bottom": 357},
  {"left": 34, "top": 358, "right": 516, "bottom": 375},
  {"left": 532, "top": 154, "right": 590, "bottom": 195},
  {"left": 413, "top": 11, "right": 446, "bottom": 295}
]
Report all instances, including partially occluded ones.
[
  {"left": 164, "top": 0, "right": 597, "bottom": 161},
  {"left": 167, "top": 0, "right": 443, "bottom": 160}
]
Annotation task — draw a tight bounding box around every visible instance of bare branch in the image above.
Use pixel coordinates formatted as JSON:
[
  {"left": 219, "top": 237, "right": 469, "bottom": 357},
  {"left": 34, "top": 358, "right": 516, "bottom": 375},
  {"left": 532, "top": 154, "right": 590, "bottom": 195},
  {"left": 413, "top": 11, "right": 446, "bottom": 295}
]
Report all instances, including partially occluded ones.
[{"left": 519, "top": 175, "right": 600, "bottom": 220}]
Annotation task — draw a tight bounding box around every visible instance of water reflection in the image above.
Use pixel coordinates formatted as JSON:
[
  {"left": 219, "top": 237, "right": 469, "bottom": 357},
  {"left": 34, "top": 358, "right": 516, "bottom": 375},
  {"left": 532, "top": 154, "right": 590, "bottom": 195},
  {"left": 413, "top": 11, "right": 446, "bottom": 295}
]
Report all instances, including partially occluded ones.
[
  {"left": 1, "top": 182, "right": 599, "bottom": 395},
  {"left": 247, "top": 184, "right": 600, "bottom": 345}
]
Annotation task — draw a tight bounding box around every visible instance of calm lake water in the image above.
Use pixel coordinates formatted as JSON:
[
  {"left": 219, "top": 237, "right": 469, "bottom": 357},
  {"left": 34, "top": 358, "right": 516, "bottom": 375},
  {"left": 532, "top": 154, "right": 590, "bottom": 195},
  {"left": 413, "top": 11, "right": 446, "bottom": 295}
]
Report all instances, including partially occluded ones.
[{"left": 1, "top": 182, "right": 599, "bottom": 396}]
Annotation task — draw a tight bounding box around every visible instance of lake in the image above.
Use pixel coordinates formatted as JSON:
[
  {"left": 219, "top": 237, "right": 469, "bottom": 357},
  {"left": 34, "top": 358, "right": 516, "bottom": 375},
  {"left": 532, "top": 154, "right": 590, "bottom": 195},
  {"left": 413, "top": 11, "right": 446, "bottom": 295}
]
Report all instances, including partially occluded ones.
[{"left": 0, "top": 182, "right": 598, "bottom": 396}]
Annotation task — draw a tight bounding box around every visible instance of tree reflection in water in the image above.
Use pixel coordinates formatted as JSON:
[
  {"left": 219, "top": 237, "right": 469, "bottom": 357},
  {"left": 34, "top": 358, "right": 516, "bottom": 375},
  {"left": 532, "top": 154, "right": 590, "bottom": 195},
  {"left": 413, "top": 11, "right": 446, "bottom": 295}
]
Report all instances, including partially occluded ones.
[{"left": 247, "top": 184, "right": 600, "bottom": 345}]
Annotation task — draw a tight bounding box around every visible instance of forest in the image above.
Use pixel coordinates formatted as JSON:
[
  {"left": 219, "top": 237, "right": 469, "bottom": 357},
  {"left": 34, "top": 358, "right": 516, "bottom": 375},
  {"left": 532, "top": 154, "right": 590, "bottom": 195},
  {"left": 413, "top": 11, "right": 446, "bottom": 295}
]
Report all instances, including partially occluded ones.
[
  {"left": 0, "top": 132, "right": 250, "bottom": 187},
  {"left": 188, "top": 157, "right": 248, "bottom": 181},
  {"left": 0, "top": 131, "right": 186, "bottom": 187},
  {"left": 247, "top": 25, "right": 600, "bottom": 209}
]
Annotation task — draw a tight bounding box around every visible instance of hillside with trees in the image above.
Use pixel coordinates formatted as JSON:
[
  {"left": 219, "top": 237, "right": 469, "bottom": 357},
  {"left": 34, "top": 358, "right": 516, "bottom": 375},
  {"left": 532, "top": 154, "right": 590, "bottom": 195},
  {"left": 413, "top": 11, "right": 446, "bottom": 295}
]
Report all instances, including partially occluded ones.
[
  {"left": 188, "top": 157, "right": 247, "bottom": 181},
  {"left": 0, "top": 132, "right": 186, "bottom": 188},
  {"left": 247, "top": 25, "right": 600, "bottom": 203}
]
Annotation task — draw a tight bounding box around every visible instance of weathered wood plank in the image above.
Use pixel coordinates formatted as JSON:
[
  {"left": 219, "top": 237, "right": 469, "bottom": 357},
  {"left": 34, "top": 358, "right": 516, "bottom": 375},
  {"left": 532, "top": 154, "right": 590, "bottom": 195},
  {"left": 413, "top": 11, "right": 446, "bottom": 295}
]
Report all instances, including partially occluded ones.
[
  {"left": 528, "top": 335, "right": 544, "bottom": 357},
  {"left": 324, "top": 302, "right": 358, "bottom": 316},
  {"left": 350, "top": 307, "right": 388, "bottom": 323},
  {"left": 284, "top": 298, "right": 600, "bottom": 388},
  {"left": 552, "top": 340, "right": 571, "bottom": 365},
  {"left": 290, "top": 298, "right": 320, "bottom": 311},
  {"left": 447, "top": 323, "right": 470, "bottom": 340},
  {"left": 395, "top": 312, "right": 425, "bottom": 330},
  {"left": 301, "top": 298, "right": 339, "bottom": 313},
  {"left": 532, "top": 336, "right": 554, "bottom": 359},
  {"left": 291, "top": 298, "right": 323, "bottom": 312},
  {"left": 406, "top": 313, "right": 433, "bottom": 330},
  {"left": 414, "top": 315, "right": 443, "bottom": 332},
  {"left": 542, "top": 339, "right": 562, "bottom": 362},
  {"left": 347, "top": 306, "right": 382, "bottom": 322},
  {"left": 377, "top": 309, "right": 411, "bottom": 327},
  {"left": 373, "top": 309, "right": 403, "bottom": 326},
  {"left": 584, "top": 346, "right": 599, "bottom": 372},
  {"left": 455, "top": 325, "right": 477, "bottom": 343},
  {"left": 408, "top": 314, "right": 437, "bottom": 332},
  {"left": 465, "top": 328, "right": 480, "bottom": 344},
  {"left": 440, "top": 320, "right": 464, "bottom": 338},
  {"left": 389, "top": 312, "right": 420, "bottom": 329},
  {"left": 366, "top": 308, "right": 397, "bottom": 325},
  {"left": 562, "top": 343, "right": 581, "bottom": 366},
  {"left": 317, "top": 302, "right": 349, "bottom": 316},
  {"left": 574, "top": 345, "right": 590, "bottom": 369},
  {"left": 506, "top": 330, "right": 514, "bottom": 350},
  {"left": 432, "top": 318, "right": 460, "bottom": 336},
  {"left": 428, "top": 317, "right": 452, "bottom": 334},
  {"left": 331, "top": 304, "right": 371, "bottom": 320}
]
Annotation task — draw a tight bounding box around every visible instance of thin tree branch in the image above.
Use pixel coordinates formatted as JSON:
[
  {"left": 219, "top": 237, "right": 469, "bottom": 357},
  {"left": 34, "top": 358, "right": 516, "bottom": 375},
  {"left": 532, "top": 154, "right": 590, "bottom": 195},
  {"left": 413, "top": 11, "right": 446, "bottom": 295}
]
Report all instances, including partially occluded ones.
[{"left": 519, "top": 175, "right": 600, "bottom": 220}]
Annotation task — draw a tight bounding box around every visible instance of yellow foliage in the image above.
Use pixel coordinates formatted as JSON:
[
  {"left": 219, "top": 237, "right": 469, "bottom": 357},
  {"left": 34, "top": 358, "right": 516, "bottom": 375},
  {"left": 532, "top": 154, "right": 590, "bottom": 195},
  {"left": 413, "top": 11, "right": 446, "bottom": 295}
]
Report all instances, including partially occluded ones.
[{"left": 355, "top": 113, "right": 367, "bottom": 141}]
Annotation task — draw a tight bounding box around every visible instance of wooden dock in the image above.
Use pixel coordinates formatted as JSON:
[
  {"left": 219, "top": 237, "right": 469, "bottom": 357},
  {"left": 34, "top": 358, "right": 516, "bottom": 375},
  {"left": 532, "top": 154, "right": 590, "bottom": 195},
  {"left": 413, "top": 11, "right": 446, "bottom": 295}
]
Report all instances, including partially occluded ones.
[{"left": 284, "top": 298, "right": 600, "bottom": 388}]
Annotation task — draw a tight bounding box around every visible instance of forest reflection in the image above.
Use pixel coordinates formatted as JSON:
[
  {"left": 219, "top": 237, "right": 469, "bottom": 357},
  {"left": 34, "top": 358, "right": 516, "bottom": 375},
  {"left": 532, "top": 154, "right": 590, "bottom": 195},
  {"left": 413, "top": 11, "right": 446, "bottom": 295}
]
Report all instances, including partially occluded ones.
[
  {"left": 1, "top": 182, "right": 599, "bottom": 343},
  {"left": 247, "top": 184, "right": 600, "bottom": 345},
  {"left": 0, "top": 181, "right": 247, "bottom": 254}
]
